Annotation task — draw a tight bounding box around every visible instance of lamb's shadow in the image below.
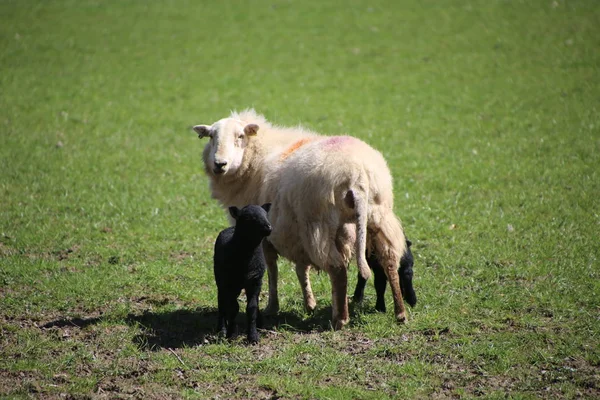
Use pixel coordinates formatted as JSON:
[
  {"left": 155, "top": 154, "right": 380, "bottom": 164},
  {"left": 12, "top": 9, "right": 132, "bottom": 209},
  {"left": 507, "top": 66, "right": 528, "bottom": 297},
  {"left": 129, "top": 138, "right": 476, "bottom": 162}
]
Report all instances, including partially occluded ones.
[{"left": 41, "top": 306, "right": 335, "bottom": 350}]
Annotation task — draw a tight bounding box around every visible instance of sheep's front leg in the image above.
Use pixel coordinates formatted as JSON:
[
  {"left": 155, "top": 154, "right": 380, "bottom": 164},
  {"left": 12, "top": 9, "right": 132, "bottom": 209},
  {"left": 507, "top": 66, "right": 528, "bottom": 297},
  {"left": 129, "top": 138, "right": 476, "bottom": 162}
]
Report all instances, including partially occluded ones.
[
  {"left": 328, "top": 266, "right": 349, "bottom": 330},
  {"left": 263, "top": 241, "right": 279, "bottom": 315},
  {"left": 245, "top": 280, "right": 262, "bottom": 344},
  {"left": 296, "top": 263, "right": 316, "bottom": 313}
]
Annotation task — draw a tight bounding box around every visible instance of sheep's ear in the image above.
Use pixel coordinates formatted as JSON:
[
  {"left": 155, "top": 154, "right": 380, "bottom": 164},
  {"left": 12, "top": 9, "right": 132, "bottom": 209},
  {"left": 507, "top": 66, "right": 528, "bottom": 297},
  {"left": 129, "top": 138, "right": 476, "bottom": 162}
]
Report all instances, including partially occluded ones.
[
  {"left": 229, "top": 206, "right": 240, "bottom": 220},
  {"left": 193, "top": 125, "right": 211, "bottom": 139},
  {"left": 244, "top": 124, "right": 259, "bottom": 136},
  {"left": 261, "top": 203, "right": 271, "bottom": 213},
  {"left": 406, "top": 240, "right": 412, "bottom": 248}
]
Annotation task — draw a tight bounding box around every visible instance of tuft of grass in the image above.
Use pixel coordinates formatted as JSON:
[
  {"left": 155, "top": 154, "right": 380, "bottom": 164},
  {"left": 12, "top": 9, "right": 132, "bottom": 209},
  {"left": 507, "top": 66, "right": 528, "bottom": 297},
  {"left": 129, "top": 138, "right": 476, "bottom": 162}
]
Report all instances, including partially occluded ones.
[{"left": 1, "top": 0, "right": 599, "bottom": 398}]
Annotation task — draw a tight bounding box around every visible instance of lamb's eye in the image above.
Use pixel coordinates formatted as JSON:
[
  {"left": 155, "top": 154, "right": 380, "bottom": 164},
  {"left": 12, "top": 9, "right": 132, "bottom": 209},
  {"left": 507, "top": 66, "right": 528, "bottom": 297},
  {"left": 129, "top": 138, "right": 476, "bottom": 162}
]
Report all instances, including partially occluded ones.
[{"left": 238, "top": 134, "right": 244, "bottom": 139}]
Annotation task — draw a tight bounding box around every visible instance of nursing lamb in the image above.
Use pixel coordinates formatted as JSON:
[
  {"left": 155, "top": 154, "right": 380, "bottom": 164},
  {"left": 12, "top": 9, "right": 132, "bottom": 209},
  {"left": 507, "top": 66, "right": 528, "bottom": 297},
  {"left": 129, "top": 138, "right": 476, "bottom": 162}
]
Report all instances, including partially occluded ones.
[
  {"left": 193, "top": 110, "right": 409, "bottom": 329},
  {"left": 353, "top": 239, "right": 417, "bottom": 312}
]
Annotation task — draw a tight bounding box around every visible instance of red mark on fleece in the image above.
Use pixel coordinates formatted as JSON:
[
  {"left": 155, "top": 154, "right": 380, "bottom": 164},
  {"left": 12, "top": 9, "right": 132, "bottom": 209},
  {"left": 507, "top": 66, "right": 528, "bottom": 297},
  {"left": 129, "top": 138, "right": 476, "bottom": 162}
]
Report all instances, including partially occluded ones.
[
  {"left": 322, "top": 135, "right": 356, "bottom": 149},
  {"left": 280, "top": 138, "right": 315, "bottom": 160}
]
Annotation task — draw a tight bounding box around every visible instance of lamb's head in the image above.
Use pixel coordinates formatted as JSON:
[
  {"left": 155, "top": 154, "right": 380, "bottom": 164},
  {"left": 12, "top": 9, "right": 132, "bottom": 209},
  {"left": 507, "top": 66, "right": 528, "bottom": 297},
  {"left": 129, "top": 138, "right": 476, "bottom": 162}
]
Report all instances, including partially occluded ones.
[
  {"left": 229, "top": 203, "right": 272, "bottom": 239},
  {"left": 399, "top": 240, "right": 417, "bottom": 307},
  {"left": 193, "top": 118, "right": 259, "bottom": 176}
]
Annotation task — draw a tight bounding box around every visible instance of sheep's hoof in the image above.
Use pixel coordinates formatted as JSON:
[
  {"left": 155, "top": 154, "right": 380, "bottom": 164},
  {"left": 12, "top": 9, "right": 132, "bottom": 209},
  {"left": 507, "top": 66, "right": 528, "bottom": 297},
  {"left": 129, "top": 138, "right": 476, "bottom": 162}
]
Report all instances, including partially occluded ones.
[
  {"left": 396, "top": 312, "right": 407, "bottom": 323},
  {"left": 333, "top": 318, "right": 349, "bottom": 331},
  {"left": 305, "top": 298, "right": 317, "bottom": 314}
]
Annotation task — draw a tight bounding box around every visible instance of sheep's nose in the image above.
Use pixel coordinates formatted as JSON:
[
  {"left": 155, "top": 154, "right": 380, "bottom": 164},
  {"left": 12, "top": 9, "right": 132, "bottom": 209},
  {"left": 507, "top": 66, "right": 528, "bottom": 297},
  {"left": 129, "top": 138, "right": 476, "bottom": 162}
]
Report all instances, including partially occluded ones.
[
  {"left": 264, "top": 224, "right": 272, "bottom": 235},
  {"left": 213, "top": 161, "right": 227, "bottom": 173}
]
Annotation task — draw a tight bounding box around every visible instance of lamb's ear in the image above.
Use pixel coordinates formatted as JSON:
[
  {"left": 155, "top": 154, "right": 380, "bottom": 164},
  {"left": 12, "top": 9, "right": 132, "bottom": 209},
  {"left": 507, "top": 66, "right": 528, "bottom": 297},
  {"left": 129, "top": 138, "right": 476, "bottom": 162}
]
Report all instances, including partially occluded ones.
[
  {"left": 261, "top": 203, "right": 272, "bottom": 213},
  {"left": 193, "top": 125, "right": 211, "bottom": 139},
  {"left": 244, "top": 124, "right": 259, "bottom": 136},
  {"left": 229, "top": 206, "right": 240, "bottom": 220},
  {"left": 406, "top": 240, "right": 412, "bottom": 248}
]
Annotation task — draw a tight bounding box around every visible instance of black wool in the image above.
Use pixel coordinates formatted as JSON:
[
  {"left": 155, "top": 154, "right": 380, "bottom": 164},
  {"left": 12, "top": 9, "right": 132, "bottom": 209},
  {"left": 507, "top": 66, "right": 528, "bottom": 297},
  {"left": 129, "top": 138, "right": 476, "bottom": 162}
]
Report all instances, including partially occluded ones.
[{"left": 213, "top": 203, "right": 272, "bottom": 344}]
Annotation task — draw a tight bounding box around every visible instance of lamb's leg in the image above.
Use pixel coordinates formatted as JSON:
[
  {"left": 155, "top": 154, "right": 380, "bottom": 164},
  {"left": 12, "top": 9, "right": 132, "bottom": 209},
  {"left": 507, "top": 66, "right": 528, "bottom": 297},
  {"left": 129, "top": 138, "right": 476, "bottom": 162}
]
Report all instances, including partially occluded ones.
[
  {"left": 328, "top": 266, "right": 349, "bottom": 330},
  {"left": 352, "top": 271, "right": 367, "bottom": 304},
  {"left": 371, "top": 254, "right": 388, "bottom": 313},
  {"left": 296, "top": 263, "right": 316, "bottom": 313},
  {"left": 257, "top": 308, "right": 263, "bottom": 329},
  {"left": 245, "top": 281, "right": 261, "bottom": 344},
  {"left": 353, "top": 252, "right": 382, "bottom": 305},
  {"left": 225, "top": 296, "right": 239, "bottom": 339},
  {"left": 217, "top": 289, "right": 227, "bottom": 335},
  {"left": 263, "top": 241, "right": 279, "bottom": 315}
]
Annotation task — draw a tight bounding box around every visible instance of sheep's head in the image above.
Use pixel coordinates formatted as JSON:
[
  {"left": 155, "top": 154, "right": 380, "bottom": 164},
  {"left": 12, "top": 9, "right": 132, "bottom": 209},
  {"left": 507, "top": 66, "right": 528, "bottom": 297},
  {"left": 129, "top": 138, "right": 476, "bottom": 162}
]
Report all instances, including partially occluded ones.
[{"left": 193, "top": 118, "right": 259, "bottom": 176}]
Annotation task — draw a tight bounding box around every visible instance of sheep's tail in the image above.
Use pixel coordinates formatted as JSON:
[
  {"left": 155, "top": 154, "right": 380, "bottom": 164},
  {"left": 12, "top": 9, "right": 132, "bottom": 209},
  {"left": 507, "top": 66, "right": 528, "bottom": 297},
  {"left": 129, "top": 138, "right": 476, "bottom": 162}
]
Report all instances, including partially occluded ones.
[{"left": 352, "top": 189, "right": 371, "bottom": 281}]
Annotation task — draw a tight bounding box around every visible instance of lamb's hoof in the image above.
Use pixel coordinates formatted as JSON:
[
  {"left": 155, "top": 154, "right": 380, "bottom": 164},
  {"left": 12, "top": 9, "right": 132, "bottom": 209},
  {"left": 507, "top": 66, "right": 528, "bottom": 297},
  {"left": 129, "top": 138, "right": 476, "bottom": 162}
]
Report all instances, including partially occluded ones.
[
  {"left": 263, "top": 302, "right": 279, "bottom": 316},
  {"left": 226, "top": 329, "right": 237, "bottom": 339},
  {"left": 247, "top": 335, "right": 259, "bottom": 345},
  {"left": 375, "top": 302, "right": 386, "bottom": 313},
  {"left": 396, "top": 312, "right": 407, "bottom": 323}
]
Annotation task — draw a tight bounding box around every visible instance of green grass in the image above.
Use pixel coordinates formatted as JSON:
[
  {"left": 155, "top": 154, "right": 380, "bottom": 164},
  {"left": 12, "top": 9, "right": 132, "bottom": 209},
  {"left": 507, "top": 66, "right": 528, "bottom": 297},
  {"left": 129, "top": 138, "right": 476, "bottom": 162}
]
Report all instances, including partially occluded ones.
[{"left": 1, "top": 0, "right": 599, "bottom": 398}]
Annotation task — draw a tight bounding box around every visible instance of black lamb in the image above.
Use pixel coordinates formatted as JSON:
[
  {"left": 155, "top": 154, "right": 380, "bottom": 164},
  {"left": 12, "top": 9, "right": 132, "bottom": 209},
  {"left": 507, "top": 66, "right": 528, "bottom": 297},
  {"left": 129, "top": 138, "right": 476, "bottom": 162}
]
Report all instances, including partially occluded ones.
[
  {"left": 353, "top": 239, "right": 417, "bottom": 312},
  {"left": 213, "top": 203, "right": 272, "bottom": 344}
]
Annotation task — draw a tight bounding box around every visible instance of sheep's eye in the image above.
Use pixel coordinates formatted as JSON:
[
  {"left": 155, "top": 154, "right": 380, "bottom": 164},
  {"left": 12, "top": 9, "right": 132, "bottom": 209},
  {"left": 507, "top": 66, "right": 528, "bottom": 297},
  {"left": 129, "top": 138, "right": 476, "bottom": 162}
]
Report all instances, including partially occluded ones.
[{"left": 238, "top": 134, "right": 244, "bottom": 140}]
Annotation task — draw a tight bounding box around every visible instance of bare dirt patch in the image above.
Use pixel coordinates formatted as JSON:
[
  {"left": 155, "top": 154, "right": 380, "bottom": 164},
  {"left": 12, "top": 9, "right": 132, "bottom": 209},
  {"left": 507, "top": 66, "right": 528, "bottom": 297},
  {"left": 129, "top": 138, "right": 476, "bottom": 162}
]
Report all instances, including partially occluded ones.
[
  {"left": 0, "top": 241, "right": 17, "bottom": 257},
  {"left": 169, "top": 250, "right": 197, "bottom": 263},
  {"left": 0, "top": 370, "right": 44, "bottom": 396}
]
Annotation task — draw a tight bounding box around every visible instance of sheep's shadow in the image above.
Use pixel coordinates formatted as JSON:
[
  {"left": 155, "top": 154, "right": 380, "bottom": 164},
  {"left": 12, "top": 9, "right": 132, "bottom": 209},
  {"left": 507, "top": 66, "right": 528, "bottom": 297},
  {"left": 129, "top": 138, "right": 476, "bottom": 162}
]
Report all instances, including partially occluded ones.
[{"left": 41, "top": 305, "right": 336, "bottom": 350}]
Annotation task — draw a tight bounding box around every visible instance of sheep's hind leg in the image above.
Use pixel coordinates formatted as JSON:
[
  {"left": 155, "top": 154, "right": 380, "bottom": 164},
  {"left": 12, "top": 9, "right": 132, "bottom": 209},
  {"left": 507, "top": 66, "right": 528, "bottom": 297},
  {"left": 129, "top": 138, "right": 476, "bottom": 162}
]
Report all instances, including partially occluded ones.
[
  {"left": 328, "top": 266, "right": 349, "bottom": 330},
  {"left": 296, "top": 263, "right": 317, "bottom": 313},
  {"left": 382, "top": 253, "right": 407, "bottom": 323},
  {"left": 262, "top": 241, "right": 280, "bottom": 315},
  {"left": 373, "top": 211, "right": 408, "bottom": 323}
]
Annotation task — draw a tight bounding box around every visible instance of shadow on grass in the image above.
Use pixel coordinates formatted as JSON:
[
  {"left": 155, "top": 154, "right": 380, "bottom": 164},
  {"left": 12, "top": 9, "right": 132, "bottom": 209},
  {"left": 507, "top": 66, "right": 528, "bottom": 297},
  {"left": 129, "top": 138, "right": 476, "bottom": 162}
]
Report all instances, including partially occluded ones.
[{"left": 40, "top": 305, "right": 336, "bottom": 350}]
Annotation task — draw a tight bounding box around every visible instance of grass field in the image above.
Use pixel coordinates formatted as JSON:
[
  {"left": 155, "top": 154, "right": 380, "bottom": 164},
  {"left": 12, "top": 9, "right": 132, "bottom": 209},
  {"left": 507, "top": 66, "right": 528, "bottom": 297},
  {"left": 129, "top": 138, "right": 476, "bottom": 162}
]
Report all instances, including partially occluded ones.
[{"left": 1, "top": 0, "right": 599, "bottom": 398}]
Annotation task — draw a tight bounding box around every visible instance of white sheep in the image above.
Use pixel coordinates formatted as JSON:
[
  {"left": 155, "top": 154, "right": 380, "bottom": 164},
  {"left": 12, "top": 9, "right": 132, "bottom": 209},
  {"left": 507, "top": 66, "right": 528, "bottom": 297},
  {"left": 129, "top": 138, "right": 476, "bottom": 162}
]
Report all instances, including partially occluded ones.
[{"left": 193, "top": 110, "right": 408, "bottom": 329}]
